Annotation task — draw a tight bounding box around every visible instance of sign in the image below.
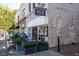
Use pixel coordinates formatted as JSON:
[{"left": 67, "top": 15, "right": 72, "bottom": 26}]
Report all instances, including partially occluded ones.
[{"left": 35, "top": 7, "right": 47, "bottom": 16}]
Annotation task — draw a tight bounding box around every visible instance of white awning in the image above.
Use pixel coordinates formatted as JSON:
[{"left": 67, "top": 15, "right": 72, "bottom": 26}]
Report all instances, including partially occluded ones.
[{"left": 28, "top": 16, "right": 46, "bottom": 27}]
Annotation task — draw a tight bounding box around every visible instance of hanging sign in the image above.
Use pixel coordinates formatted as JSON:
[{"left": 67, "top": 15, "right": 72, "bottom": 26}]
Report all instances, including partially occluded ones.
[{"left": 35, "top": 7, "right": 47, "bottom": 16}]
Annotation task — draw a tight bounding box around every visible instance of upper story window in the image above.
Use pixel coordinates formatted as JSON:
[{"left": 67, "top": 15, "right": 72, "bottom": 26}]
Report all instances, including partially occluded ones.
[
  {"left": 29, "top": 3, "right": 31, "bottom": 12},
  {"left": 33, "top": 3, "right": 35, "bottom": 9},
  {"left": 22, "top": 8, "right": 25, "bottom": 17}
]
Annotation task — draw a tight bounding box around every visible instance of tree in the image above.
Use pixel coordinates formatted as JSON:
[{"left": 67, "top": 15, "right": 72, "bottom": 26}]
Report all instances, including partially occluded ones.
[{"left": 0, "top": 4, "right": 16, "bottom": 32}]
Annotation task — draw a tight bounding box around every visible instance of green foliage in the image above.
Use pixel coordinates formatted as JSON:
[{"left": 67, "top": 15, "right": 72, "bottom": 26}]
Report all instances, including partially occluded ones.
[
  {"left": 15, "top": 37, "right": 22, "bottom": 45},
  {"left": 23, "top": 41, "right": 48, "bottom": 48},
  {"left": 0, "top": 4, "right": 16, "bottom": 32},
  {"left": 38, "top": 41, "right": 48, "bottom": 46},
  {"left": 23, "top": 41, "right": 38, "bottom": 48}
]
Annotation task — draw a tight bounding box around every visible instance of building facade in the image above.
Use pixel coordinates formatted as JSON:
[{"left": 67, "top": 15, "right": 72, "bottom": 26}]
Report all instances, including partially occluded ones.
[
  {"left": 15, "top": 3, "right": 29, "bottom": 34},
  {"left": 27, "top": 3, "right": 48, "bottom": 41},
  {"left": 48, "top": 3, "right": 79, "bottom": 48},
  {"left": 15, "top": 3, "right": 79, "bottom": 48},
  {"left": 15, "top": 3, "right": 48, "bottom": 41}
]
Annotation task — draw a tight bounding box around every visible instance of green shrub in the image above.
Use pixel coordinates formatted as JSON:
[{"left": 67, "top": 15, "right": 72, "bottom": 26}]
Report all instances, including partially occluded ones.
[
  {"left": 23, "top": 41, "right": 38, "bottom": 48},
  {"left": 15, "top": 37, "right": 22, "bottom": 45},
  {"left": 23, "top": 40, "right": 48, "bottom": 48},
  {"left": 38, "top": 41, "right": 48, "bottom": 46}
]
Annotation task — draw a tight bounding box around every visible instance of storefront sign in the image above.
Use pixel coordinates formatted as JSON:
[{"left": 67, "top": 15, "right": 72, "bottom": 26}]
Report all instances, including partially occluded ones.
[{"left": 35, "top": 7, "right": 47, "bottom": 16}]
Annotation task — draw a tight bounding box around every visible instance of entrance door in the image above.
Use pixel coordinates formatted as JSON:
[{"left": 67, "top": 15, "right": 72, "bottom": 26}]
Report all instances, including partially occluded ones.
[{"left": 32, "top": 27, "right": 37, "bottom": 40}]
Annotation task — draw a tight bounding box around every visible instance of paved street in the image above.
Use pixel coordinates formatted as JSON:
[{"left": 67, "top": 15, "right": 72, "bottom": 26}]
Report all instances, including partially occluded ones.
[
  {"left": 0, "top": 48, "right": 8, "bottom": 56},
  {"left": 0, "top": 40, "right": 9, "bottom": 56}
]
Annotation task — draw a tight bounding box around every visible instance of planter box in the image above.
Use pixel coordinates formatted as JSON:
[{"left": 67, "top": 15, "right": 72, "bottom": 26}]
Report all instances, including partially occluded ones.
[
  {"left": 38, "top": 44, "right": 48, "bottom": 51},
  {"left": 16, "top": 45, "right": 24, "bottom": 51},
  {"left": 24, "top": 46, "right": 38, "bottom": 55}
]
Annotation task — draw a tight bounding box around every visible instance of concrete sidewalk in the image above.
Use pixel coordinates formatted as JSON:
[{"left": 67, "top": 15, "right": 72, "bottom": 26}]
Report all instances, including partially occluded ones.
[
  {"left": 51, "top": 42, "right": 79, "bottom": 56},
  {"left": 28, "top": 50, "right": 63, "bottom": 56},
  {"left": 9, "top": 49, "right": 63, "bottom": 56}
]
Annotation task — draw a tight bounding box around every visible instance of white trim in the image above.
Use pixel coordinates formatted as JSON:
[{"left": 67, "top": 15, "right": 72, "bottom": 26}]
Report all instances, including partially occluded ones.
[{"left": 28, "top": 16, "right": 47, "bottom": 27}]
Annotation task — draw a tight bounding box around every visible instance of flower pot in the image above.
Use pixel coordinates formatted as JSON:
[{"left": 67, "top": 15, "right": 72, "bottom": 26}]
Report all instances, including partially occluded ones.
[
  {"left": 32, "top": 46, "right": 38, "bottom": 53},
  {"left": 24, "top": 46, "right": 38, "bottom": 55},
  {"left": 38, "top": 43, "right": 48, "bottom": 51},
  {"left": 16, "top": 45, "right": 24, "bottom": 51}
]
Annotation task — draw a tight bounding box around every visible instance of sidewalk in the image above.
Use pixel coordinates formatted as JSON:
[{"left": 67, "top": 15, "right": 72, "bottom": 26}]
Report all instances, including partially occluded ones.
[
  {"left": 28, "top": 50, "right": 63, "bottom": 56},
  {"left": 51, "top": 42, "right": 79, "bottom": 56},
  {"left": 9, "top": 49, "right": 63, "bottom": 56}
]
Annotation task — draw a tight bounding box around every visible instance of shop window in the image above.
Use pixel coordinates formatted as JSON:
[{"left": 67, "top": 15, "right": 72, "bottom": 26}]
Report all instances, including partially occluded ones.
[{"left": 38, "top": 25, "right": 45, "bottom": 41}]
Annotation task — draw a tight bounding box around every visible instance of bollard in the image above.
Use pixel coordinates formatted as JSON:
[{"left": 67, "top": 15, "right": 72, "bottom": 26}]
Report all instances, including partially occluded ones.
[{"left": 58, "top": 36, "right": 60, "bottom": 52}]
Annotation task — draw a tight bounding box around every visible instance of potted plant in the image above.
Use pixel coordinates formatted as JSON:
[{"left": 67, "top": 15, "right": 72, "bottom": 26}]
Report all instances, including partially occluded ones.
[
  {"left": 23, "top": 41, "right": 38, "bottom": 55},
  {"left": 38, "top": 41, "right": 49, "bottom": 51},
  {"left": 15, "top": 37, "right": 23, "bottom": 51}
]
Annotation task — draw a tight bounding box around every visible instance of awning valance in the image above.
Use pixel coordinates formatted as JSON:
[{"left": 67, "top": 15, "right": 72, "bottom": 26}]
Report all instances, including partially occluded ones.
[{"left": 28, "top": 16, "right": 46, "bottom": 27}]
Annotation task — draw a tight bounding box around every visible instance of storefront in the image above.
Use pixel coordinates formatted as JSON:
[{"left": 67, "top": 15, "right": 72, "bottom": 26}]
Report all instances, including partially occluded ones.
[
  {"left": 27, "top": 7, "right": 48, "bottom": 41},
  {"left": 27, "top": 16, "right": 48, "bottom": 41}
]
